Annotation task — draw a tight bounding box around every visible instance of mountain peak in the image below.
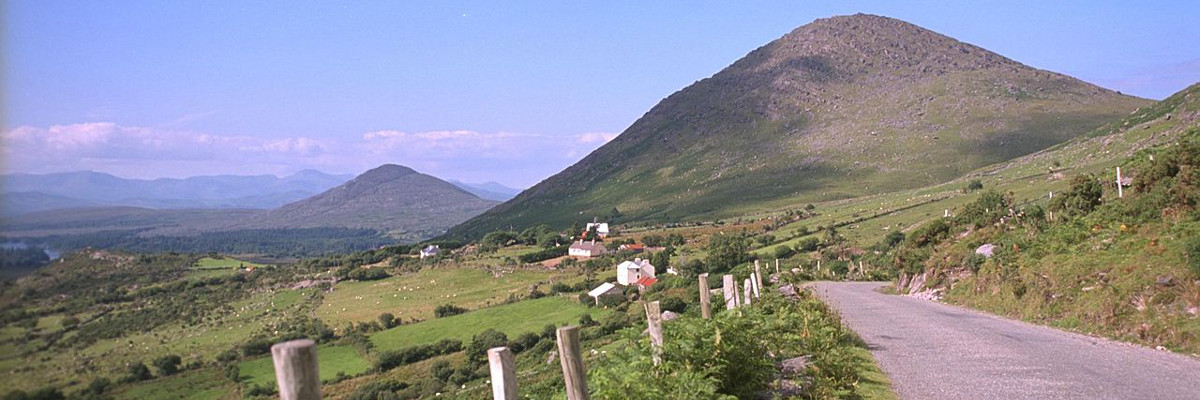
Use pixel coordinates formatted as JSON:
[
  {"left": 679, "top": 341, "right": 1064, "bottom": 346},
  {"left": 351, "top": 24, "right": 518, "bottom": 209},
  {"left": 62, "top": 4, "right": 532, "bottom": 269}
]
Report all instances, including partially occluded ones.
[
  {"left": 354, "top": 164, "right": 418, "bottom": 183},
  {"left": 445, "top": 15, "right": 1148, "bottom": 239}
]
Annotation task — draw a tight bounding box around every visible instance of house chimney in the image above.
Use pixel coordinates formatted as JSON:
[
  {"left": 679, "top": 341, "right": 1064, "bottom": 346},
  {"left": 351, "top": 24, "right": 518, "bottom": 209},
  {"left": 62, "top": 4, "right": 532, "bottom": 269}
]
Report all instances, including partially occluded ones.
[{"left": 590, "top": 239, "right": 595, "bottom": 245}]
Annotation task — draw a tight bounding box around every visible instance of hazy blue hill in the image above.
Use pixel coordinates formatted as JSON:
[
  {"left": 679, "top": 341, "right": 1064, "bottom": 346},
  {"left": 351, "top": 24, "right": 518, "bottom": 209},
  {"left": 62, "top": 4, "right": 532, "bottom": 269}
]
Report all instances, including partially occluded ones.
[
  {"left": 1, "top": 169, "right": 352, "bottom": 212},
  {"left": 1, "top": 191, "right": 101, "bottom": 217},
  {"left": 444, "top": 13, "right": 1150, "bottom": 239},
  {"left": 449, "top": 180, "right": 523, "bottom": 201},
  {"left": 240, "top": 164, "right": 500, "bottom": 241}
]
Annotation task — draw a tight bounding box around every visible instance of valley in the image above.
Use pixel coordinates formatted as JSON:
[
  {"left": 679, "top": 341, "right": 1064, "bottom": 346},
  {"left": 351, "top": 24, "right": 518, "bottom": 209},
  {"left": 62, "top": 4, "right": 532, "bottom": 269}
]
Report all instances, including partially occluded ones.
[{"left": 2, "top": 9, "right": 1198, "bottom": 400}]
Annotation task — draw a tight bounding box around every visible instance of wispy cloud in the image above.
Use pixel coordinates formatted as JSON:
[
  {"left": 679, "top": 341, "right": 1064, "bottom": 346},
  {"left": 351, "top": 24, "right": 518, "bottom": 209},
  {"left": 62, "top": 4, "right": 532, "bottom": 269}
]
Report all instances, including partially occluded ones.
[{"left": 2, "top": 123, "right": 616, "bottom": 187}]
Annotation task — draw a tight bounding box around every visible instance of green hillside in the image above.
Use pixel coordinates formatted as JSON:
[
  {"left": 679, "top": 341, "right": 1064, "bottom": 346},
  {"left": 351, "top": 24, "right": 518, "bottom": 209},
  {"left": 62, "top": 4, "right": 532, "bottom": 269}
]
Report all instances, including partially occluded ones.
[
  {"left": 877, "top": 82, "right": 1200, "bottom": 354},
  {"left": 445, "top": 14, "right": 1148, "bottom": 239}
]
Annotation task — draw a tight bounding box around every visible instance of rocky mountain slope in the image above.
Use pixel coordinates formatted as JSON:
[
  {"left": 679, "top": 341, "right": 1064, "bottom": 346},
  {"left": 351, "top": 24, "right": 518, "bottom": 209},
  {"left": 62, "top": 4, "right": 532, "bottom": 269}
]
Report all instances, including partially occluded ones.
[{"left": 446, "top": 13, "right": 1149, "bottom": 239}]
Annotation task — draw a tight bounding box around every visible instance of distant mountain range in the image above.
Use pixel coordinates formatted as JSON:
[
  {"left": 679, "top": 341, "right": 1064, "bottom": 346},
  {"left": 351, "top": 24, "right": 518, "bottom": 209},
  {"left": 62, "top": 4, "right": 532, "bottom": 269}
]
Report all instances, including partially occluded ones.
[
  {"left": 2, "top": 165, "right": 502, "bottom": 246},
  {"left": 443, "top": 13, "right": 1150, "bottom": 239},
  {"left": 1, "top": 169, "right": 522, "bottom": 218},
  {"left": 448, "top": 181, "right": 523, "bottom": 202},
  {"left": 1, "top": 169, "right": 353, "bottom": 216}
]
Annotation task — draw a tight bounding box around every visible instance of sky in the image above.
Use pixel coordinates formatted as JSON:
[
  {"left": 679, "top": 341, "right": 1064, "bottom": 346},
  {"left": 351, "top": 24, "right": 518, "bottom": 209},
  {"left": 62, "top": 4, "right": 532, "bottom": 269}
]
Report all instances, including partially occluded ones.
[{"left": 4, "top": 1, "right": 1199, "bottom": 188}]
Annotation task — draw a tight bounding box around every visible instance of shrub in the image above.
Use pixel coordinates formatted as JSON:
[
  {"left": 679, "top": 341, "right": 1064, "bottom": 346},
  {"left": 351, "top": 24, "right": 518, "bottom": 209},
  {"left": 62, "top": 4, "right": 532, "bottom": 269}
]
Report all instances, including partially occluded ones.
[
  {"left": 430, "top": 360, "right": 454, "bottom": 382},
  {"left": 964, "top": 253, "right": 987, "bottom": 273},
  {"left": 374, "top": 339, "right": 462, "bottom": 372},
  {"left": 706, "top": 234, "right": 749, "bottom": 274},
  {"left": 433, "top": 304, "right": 468, "bottom": 318},
  {"left": 796, "top": 237, "right": 820, "bottom": 252},
  {"left": 965, "top": 179, "right": 984, "bottom": 192},
  {"left": 377, "top": 313, "right": 398, "bottom": 329},
  {"left": 579, "top": 313, "right": 596, "bottom": 326},
  {"left": 908, "top": 219, "right": 951, "bottom": 247},
  {"left": 882, "top": 231, "right": 905, "bottom": 248},
  {"left": 465, "top": 329, "right": 508, "bottom": 365},
  {"left": 1050, "top": 174, "right": 1103, "bottom": 217},
  {"left": 659, "top": 297, "right": 687, "bottom": 314},
  {"left": 347, "top": 267, "right": 389, "bottom": 281},
  {"left": 957, "top": 190, "right": 1011, "bottom": 228},
  {"left": 152, "top": 354, "right": 182, "bottom": 376},
  {"left": 773, "top": 244, "right": 795, "bottom": 259},
  {"left": 122, "top": 362, "right": 152, "bottom": 383},
  {"left": 509, "top": 332, "right": 542, "bottom": 353}
]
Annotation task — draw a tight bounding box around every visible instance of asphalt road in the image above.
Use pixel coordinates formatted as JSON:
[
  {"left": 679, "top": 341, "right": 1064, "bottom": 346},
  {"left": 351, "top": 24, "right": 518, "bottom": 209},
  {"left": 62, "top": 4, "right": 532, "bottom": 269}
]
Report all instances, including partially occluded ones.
[{"left": 810, "top": 281, "right": 1200, "bottom": 400}]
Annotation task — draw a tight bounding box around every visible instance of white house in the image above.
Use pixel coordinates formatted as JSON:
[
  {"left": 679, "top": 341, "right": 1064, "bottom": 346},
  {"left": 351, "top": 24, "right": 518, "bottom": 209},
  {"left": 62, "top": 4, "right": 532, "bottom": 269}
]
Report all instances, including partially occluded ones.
[
  {"left": 568, "top": 240, "right": 607, "bottom": 258},
  {"left": 419, "top": 245, "right": 440, "bottom": 259},
  {"left": 585, "top": 222, "right": 610, "bottom": 238},
  {"left": 616, "top": 258, "right": 656, "bottom": 286},
  {"left": 587, "top": 282, "right": 621, "bottom": 305}
]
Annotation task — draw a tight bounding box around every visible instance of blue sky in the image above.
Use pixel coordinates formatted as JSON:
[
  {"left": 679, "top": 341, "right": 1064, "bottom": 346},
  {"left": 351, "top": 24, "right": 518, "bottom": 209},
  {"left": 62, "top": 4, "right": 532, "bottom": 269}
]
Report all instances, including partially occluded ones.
[{"left": 4, "top": 1, "right": 1199, "bottom": 187}]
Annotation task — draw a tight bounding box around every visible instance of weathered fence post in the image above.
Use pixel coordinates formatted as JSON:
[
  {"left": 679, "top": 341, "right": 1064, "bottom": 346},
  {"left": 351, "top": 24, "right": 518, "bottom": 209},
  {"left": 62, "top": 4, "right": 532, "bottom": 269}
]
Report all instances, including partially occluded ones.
[
  {"left": 723, "top": 274, "right": 738, "bottom": 309},
  {"left": 556, "top": 326, "right": 589, "bottom": 400},
  {"left": 271, "top": 339, "right": 321, "bottom": 400},
  {"left": 487, "top": 347, "right": 518, "bottom": 400},
  {"left": 644, "top": 301, "right": 663, "bottom": 365},
  {"left": 775, "top": 259, "right": 780, "bottom": 275},
  {"left": 742, "top": 278, "right": 753, "bottom": 306},
  {"left": 698, "top": 273, "right": 712, "bottom": 319},
  {"left": 1116, "top": 167, "right": 1124, "bottom": 198},
  {"left": 754, "top": 260, "right": 763, "bottom": 298}
]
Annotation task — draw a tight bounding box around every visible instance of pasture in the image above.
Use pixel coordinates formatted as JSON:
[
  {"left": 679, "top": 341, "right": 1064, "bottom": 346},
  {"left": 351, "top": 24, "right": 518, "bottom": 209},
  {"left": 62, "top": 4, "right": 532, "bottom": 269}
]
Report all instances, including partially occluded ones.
[{"left": 316, "top": 266, "right": 579, "bottom": 327}]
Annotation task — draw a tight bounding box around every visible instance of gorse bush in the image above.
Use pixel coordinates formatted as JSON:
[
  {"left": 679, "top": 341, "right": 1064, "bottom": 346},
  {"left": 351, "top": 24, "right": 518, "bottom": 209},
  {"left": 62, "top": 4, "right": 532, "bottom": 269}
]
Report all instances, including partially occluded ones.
[
  {"left": 587, "top": 291, "right": 863, "bottom": 399},
  {"left": 1050, "top": 174, "right": 1103, "bottom": 217},
  {"left": 957, "top": 189, "right": 1011, "bottom": 228}
]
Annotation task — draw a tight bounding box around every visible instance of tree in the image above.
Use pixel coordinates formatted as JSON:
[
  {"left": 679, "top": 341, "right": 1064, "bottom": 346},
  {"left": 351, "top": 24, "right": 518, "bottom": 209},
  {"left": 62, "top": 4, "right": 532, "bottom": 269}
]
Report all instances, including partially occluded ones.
[
  {"left": 224, "top": 364, "right": 241, "bottom": 383},
  {"left": 481, "top": 230, "right": 518, "bottom": 250},
  {"left": 125, "top": 362, "right": 152, "bottom": 382},
  {"left": 706, "top": 234, "right": 749, "bottom": 274},
  {"left": 378, "top": 313, "right": 398, "bottom": 329},
  {"left": 650, "top": 247, "right": 673, "bottom": 274},
  {"left": 153, "top": 354, "right": 182, "bottom": 376},
  {"left": 1050, "top": 174, "right": 1103, "bottom": 217},
  {"left": 466, "top": 329, "right": 508, "bottom": 365},
  {"left": 433, "top": 304, "right": 467, "bottom": 318},
  {"left": 964, "top": 179, "right": 984, "bottom": 192}
]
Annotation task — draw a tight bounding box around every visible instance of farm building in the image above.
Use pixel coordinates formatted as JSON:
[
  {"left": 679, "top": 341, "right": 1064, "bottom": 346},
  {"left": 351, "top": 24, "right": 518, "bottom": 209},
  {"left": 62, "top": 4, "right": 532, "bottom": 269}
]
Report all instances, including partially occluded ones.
[
  {"left": 616, "top": 258, "right": 655, "bottom": 286},
  {"left": 618, "top": 243, "right": 645, "bottom": 253},
  {"left": 419, "top": 245, "right": 440, "bottom": 259},
  {"left": 587, "top": 282, "right": 622, "bottom": 305},
  {"left": 569, "top": 240, "right": 607, "bottom": 258},
  {"left": 585, "top": 222, "right": 610, "bottom": 238}
]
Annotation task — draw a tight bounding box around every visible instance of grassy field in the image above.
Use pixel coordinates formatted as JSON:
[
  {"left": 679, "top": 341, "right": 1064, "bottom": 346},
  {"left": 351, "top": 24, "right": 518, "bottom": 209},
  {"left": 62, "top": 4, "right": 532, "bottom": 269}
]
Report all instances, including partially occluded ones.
[
  {"left": 188, "top": 256, "right": 268, "bottom": 278},
  {"left": 114, "top": 368, "right": 235, "bottom": 400},
  {"left": 316, "top": 266, "right": 579, "bottom": 328},
  {"left": 370, "top": 296, "right": 606, "bottom": 350},
  {"left": 239, "top": 344, "right": 372, "bottom": 388}
]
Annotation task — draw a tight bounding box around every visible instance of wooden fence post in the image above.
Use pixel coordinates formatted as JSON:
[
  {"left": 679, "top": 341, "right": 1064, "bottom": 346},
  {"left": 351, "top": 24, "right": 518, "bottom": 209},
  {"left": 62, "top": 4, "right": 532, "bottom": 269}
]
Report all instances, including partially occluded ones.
[
  {"left": 487, "top": 347, "right": 518, "bottom": 400},
  {"left": 722, "top": 274, "right": 738, "bottom": 309},
  {"left": 775, "top": 259, "right": 780, "bottom": 275},
  {"left": 698, "top": 273, "right": 712, "bottom": 319},
  {"left": 644, "top": 301, "right": 663, "bottom": 365},
  {"left": 556, "top": 326, "right": 589, "bottom": 400},
  {"left": 753, "top": 260, "right": 763, "bottom": 298},
  {"left": 742, "top": 279, "right": 753, "bottom": 306},
  {"left": 271, "top": 339, "right": 321, "bottom": 400}
]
